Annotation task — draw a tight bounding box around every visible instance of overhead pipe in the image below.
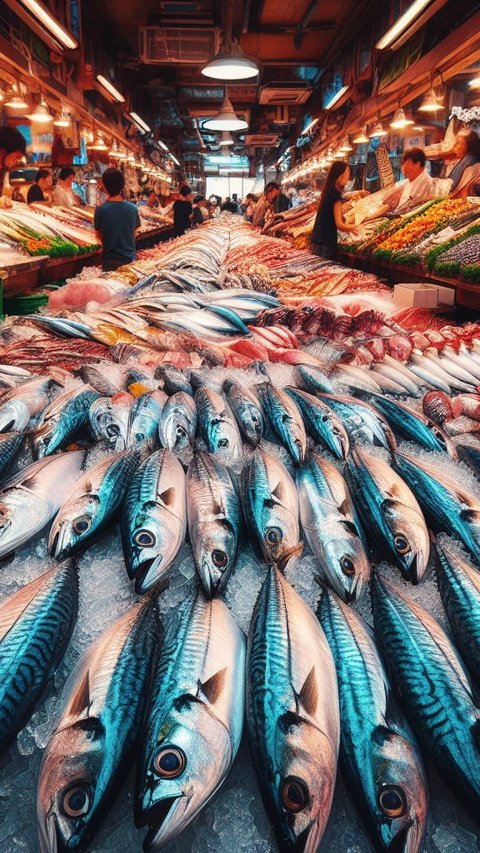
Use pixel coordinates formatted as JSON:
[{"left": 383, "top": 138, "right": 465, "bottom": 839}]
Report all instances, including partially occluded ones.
[{"left": 294, "top": 0, "right": 321, "bottom": 49}]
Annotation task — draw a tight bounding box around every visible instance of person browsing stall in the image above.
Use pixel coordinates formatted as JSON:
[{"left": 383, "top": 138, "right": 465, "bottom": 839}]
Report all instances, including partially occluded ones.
[
  {"left": 311, "top": 161, "right": 358, "bottom": 260},
  {"left": 93, "top": 167, "right": 141, "bottom": 272},
  {"left": 27, "top": 168, "right": 53, "bottom": 205},
  {"left": 252, "top": 181, "right": 281, "bottom": 227},
  {"left": 173, "top": 185, "right": 193, "bottom": 236},
  {"left": 0, "top": 126, "right": 26, "bottom": 208}
]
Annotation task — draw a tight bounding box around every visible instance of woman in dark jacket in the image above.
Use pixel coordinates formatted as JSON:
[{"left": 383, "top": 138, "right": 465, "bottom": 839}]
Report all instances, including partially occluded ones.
[{"left": 311, "top": 161, "right": 357, "bottom": 260}]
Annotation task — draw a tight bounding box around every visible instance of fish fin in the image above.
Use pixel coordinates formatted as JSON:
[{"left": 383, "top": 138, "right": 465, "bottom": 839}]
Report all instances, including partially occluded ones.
[
  {"left": 198, "top": 667, "right": 227, "bottom": 704},
  {"left": 68, "top": 671, "right": 91, "bottom": 718},
  {"left": 84, "top": 480, "right": 93, "bottom": 494},
  {"left": 460, "top": 508, "right": 480, "bottom": 523},
  {"left": 371, "top": 724, "right": 396, "bottom": 746},
  {"left": 296, "top": 667, "right": 318, "bottom": 717},
  {"left": 159, "top": 487, "right": 175, "bottom": 507},
  {"left": 272, "top": 481, "right": 286, "bottom": 502},
  {"left": 212, "top": 499, "right": 224, "bottom": 515},
  {"left": 339, "top": 518, "right": 359, "bottom": 536},
  {"left": 72, "top": 716, "right": 105, "bottom": 740}
]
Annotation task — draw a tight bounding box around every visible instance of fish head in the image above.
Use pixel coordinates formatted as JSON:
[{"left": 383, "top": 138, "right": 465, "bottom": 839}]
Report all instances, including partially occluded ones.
[
  {"left": 125, "top": 502, "right": 184, "bottom": 593},
  {"left": 208, "top": 420, "right": 241, "bottom": 461},
  {"left": 192, "top": 519, "right": 237, "bottom": 597},
  {"left": 136, "top": 695, "right": 232, "bottom": 849},
  {"left": 0, "top": 489, "right": 50, "bottom": 555},
  {"left": 382, "top": 499, "right": 430, "bottom": 583},
  {"left": 261, "top": 498, "right": 302, "bottom": 568},
  {"left": 49, "top": 494, "right": 100, "bottom": 559},
  {"left": 269, "top": 715, "right": 337, "bottom": 852},
  {"left": 0, "top": 399, "right": 30, "bottom": 432},
  {"left": 367, "top": 727, "right": 428, "bottom": 852},
  {"left": 323, "top": 534, "right": 370, "bottom": 603},
  {"left": 37, "top": 719, "right": 106, "bottom": 852}
]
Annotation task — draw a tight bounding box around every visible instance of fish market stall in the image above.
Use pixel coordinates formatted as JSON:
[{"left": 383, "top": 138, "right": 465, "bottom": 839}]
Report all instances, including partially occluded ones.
[{"left": 0, "top": 216, "right": 480, "bottom": 853}]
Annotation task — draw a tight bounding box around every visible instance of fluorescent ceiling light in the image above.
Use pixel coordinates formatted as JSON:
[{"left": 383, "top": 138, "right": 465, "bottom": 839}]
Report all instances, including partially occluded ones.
[
  {"left": 28, "top": 98, "right": 53, "bottom": 123},
  {"left": 97, "top": 75, "right": 125, "bottom": 103},
  {"left": 302, "top": 117, "right": 319, "bottom": 135},
  {"left": 170, "top": 154, "right": 180, "bottom": 166},
  {"left": 130, "top": 112, "right": 151, "bottom": 133},
  {"left": 325, "top": 85, "right": 349, "bottom": 110},
  {"left": 376, "top": 0, "right": 434, "bottom": 50},
  {"left": 19, "top": 0, "right": 77, "bottom": 49},
  {"left": 158, "top": 140, "right": 169, "bottom": 151},
  {"left": 204, "top": 95, "right": 248, "bottom": 131}
]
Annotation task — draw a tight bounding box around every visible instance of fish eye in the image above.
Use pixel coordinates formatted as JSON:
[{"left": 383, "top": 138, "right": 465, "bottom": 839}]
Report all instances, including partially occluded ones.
[
  {"left": 218, "top": 438, "right": 229, "bottom": 448},
  {"left": 61, "top": 784, "right": 91, "bottom": 818},
  {"left": 212, "top": 549, "right": 228, "bottom": 568},
  {"left": 394, "top": 534, "right": 410, "bottom": 555},
  {"left": 73, "top": 516, "right": 91, "bottom": 535},
  {"left": 340, "top": 555, "right": 355, "bottom": 576},
  {"left": 378, "top": 786, "right": 406, "bottom": 818},
  {"left": 154, "top": 747, "right": 187, "bottom": 778},
  {"left": 265, "top": 526, "right": 283, "bottom": 545},
  {"left": 281, "top": 776, "right": 310, "bottom": 814},
  {"left": 135, "top": 529, "right": 156, "bottom": 548}
]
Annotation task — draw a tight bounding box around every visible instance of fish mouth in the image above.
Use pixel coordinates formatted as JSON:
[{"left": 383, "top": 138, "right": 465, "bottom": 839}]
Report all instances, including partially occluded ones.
[
  {"left": 285, "top": 820, "right": 324, "bottom": 853},
  {"left": 38, "top": 812, "right": 65, "bottom": 853},
  {"left": 386, "top": 820, "right": 415, "bottom": 853},
  {"left": 140, "top": 796, "right": 182, "bottom": 850},
  {"left": 134, "top": 556, "right": 164, "bottom": 594}
]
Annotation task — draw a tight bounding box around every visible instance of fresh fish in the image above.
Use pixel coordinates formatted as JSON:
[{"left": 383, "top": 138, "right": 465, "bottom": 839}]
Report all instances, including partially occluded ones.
[
  {"left": 0, "top": 451, "right": 84, "bottom": 557},
  {"left": 286, "top": 387, "right": 349, "bottom": 460},
  {"left": 383, "top": 354, "right": 428, "bottom": 390},
  {"left": 247, "top": 566, "right": 339, "bottom": 852},
  {"left": 76, "top": 363, "right": 123, "bottom": 397},
  {"left": 318, "top": 392, "right": 397, "bottom": 452},
  {"left": 302, "top": 337, "right": 350, "bottom": 367},
  {"left": 127, "top": 390, "right": 165, "bottom": 452},
  {"left": 297, "top": 453, "right": 369, "bottom": 602},
  {"left": 294, "top": 364, "right": 333, "bottom": 394},
  {"left": 158, "top": 392, "right": 197, "bottom": 452},
  {"left": 331, "top": 364, "right": 384, "bottom": 394},
  {"left": 0, "top": 376, "right": 61, "bottom": 432},
  {"left": 371, "top": 363, "right": 422, "bottom": 397},
  {"left": 394, "top": 450, "right": 480, "bottom": 566},
  {"left": 435, "top": 541, "right": 480, "bottom": 687},
  {"left": 154, "top": 364, "right": 193, "bottom": 396},
  {"left": 319, "top": 589, "right": 427, "bottom": 852},
  {"left": 122, "top": 449, "right": 186, "bottom": 594},
  {"left": 409, "top": 353, "right": 452, "bottom": 394},
  {"left": 32, "top": 385, "right": 100, "bottom": 458},
  {"left": 345, "top": 448, "right": 429, "bottom": 583},
  {"left": 222, "top": 380, "right": 264, "bottom": 446},
  {"left": 366, "top": 368, "right": 412, "bottom": 396},
  {"left": 89, "top": 395, "right": 132, "bottom": 451},
  {"left": 0, "top": 431, "right": 25, "bottom": 476},
  {"left": 135, "top": 588, "right": 245, "bottom": 850},
  {"left": 369, "top": 394, "right": 457, "bottom": 458},
  {"left": 37, "top": 597, "right": 158, "bottom": 853},
  {"left": 257, "top": 383, "right": 306, "bottom": 466},
  {"left": 186, "top": 452, "right": 240, "bottom": 597},
  {"left": 372, "top": 573, "right": 480, "bottom": 820},
  {"left": 49, "top": 449, "right": 139, "bottom": 560},
  {"left": 457, "top": 444, "right": 480, "bottom": 480},
  {"left": 426, "top": 351, "right": 478, "bottom": 390},
  {"left": 441, "top": 346, "right": 480, "bottom": 383},
  {"left": 0, "top": 560, "right": 78, "bottom": 756},
  {"left": 243, "top": 447, "right": 302, "bottom": 568},
  {"left": 195, "top": 387, "right": 242, "bottom": 462}
]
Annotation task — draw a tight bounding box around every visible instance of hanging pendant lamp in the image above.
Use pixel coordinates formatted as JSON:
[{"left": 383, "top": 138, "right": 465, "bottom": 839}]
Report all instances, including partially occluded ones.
[
  {"left": 204, "top": 93, "right": 248, "bottom": 131},
  {"left": 353, "top": 126, "right": 369, "bottom": 144},
  {"left": 28, "top": 97, "right": 53, "bottom": 123},
  {"left": 369, "top": 119, "right": 387, "bottom": 138},
  {"left": 219, "top": 131, "right": 234, "bottom": 146},
  {"left": 418, "top": 87, "right": 443, "bottom": 113},
  {"left": 202, "top": 0, "right": 258, "bottom": 80}
]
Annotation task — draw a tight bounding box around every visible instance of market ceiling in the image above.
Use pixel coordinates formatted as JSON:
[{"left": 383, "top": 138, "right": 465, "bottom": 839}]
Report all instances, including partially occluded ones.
[{"left": 91, "top": 0, "right": 375, "bottom": 167}]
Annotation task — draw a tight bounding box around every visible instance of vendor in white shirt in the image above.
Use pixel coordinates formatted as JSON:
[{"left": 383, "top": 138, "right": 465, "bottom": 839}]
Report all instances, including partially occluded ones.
[
  {"left": 53, "top": 166, "right": 81, "bottom": 208},
  {"left": 370, "top": 147, "right": 435, "bottom": 219}
]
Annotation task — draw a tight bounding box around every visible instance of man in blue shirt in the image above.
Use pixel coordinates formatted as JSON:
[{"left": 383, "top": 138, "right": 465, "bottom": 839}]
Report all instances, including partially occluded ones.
[{"left": 94, "top": 167, "right": 141, "bottom": 271}]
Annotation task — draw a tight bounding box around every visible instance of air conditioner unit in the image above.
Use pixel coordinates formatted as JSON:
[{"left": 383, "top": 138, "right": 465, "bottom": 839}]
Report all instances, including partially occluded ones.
[
  {"left": 139, "top": 27, "right": 219, "bottom": 64},
  {"left": 245, "top": 134, "right": 279, "bottom": 147},
  {"left": 259, "top": 83, "right": 312, "bottom": 106}
]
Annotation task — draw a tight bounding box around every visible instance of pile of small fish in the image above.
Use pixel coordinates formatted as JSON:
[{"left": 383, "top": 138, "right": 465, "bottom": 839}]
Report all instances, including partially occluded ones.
[{"left": 1, "top": 219, "right": 480, "bottom": 853}]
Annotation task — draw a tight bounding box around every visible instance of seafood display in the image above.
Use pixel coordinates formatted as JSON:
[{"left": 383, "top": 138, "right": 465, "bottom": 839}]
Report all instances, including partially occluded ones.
[{"left": 0, "top": 216, "right": 480, "bottom": 852}]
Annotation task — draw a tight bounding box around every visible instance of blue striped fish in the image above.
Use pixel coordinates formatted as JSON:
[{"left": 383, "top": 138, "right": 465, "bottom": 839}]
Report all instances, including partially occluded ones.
[
  {"left": 32, "top": 385, "right": 100, "bottom": 458},
  {"left": 436, "top": 541, "right": 480, "bottom": 687}
]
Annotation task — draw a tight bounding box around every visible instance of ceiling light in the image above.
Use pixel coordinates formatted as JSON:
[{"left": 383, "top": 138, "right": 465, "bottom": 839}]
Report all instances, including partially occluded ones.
[
  {"left": 5, "top": 86, "right": 28, "bottom": 110},
  {"left": 130, "top": 112, "right": 151, "bottom": 133},
  {"left": 202, "top": 38, "right": 259, "bottom": 80},
  {"left": 53, "top": 109, "right": 70, "bottom": 127},
  {"left": 18, "top": 0, "right": 78, "bottom": 49},
  {"left": 390, "top": 107, "right": 414, "bottom": 129},
  {"left": 469, "top": 75, "right": 480, "bottom": 90},
  {"left": 219, "top": 131, "right": 234, "bottom": 146},
  {"left": 418, "top": 87, "right": 444, "bottom": 112},
  {"left": 413, "top": 125, "right": 424, "bottom": 132},
  {"left": 97, "top": 75, "right": 125, "bottom": 103},
  {"left": 369, "top": 119, "right": 387, "bottom": 138},
  {"left": 203, "top": 94, "right": 248, "bottom": 131},
  {"left": 325, "top": 85, "right": 349, "bottom": 110},
  {"left": 353, "top": 126, "right": 369, "bottom": 144},
  {"left": 89, "top": 132, "right": 109, "bottom": 151},
  {"left": 126, "top": 151, "right": 136, "bottom": 164},
  {"left": 339, "top": 136, "right": 353, "bottom": 152},
  {"left": 170, "top": 154, "right": 180, "bottom": 166},
  {"left": 28, "top": 98, "right": 53, "bottom": 123},
  {"left": 158, "top": 140, "right": 169, "bottom": 152},
  {"left": 116, "top": 147, "right": 127, "bottom": 160},
  {"left": 376, "top": 0, "right": 434, "bottom": 50},
  {"left": 302, "top": 117, "right": 319, "bottom": 136},
  {"left": 108, "top": 139, "right": 119, "bottom": 157}
]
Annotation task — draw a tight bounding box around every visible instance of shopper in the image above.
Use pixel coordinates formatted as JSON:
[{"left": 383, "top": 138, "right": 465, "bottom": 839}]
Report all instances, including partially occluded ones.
[
  {"left": 173, "top": 185, "right": 193, "bottom": 236},
  {"left": 53, "top": 167, "right": 79, "bottom": 208},
  {"left": 311, "top": 161, "right": 358, "bottom": 260},
  {"left": 93, "top": 167, "right": 141, "bottom": 272},
  {"left": 275, "top": 187, "right": 291, "bottom": 213},
  {"left": 221, "top": 200, "right": 239, "bottom": 213},
  {"left": 231, "top": 192, "right": 241, "bottom": 213},
  {"left": 243, "top": 192, "right": 257, "bottom": 221},
  {"left": 252, "top": 182, "right": 281, "bottom": 227},
  {"left": 191, "top": 194, "right": 208, "bottom": 225},
  {"left": 26, "top": 168, "right": 53, "bottom": 205},
  {"left": 0, "top": 126, "right": 26, "bottom": 208},
  {"left": 446, "top": 130, "right": 480, "bottom": 194}
]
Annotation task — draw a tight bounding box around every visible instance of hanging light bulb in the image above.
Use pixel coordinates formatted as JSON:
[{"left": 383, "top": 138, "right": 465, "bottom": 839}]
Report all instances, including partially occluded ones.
[
  {"left": 369, "top": 119, "right": 387, "bottom": 138},
  {"left": 5, "top": 84, "right": 29, "bottom": 111},
  {"left": 204, "top": 93, "right": 248, "bottom": 131},
  {"left": 353, "top": 126, "right": 370, "bottom": 144},
  {"left": 116, "top": 147, "right": 127, "bottom": 160},
  {"left": 219, "top": 131, "right": 234, "bottom": 146},
  {"left": 28, "top": 97, "right": 53, "bottom": 123},
  {"left": 126, "top": 150, "right": 136, "bottom": 164},
  {"left": 339, "top": 136, "right": 353, "bottom": 152},
  {"left": 108, "top": 139, "right": 119, "bottom": 157},
  {"left": 202, "top": 36, "right": 258, "bottom": 80},
  {"left": 53, "top": 109, "right": 70, "bottom": 127},
  {"left": 89, "top": 132, "right": 108, "bottom": 151},
  {"left": 418, "top": 87, "right": 443, "bottom": 113}
]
